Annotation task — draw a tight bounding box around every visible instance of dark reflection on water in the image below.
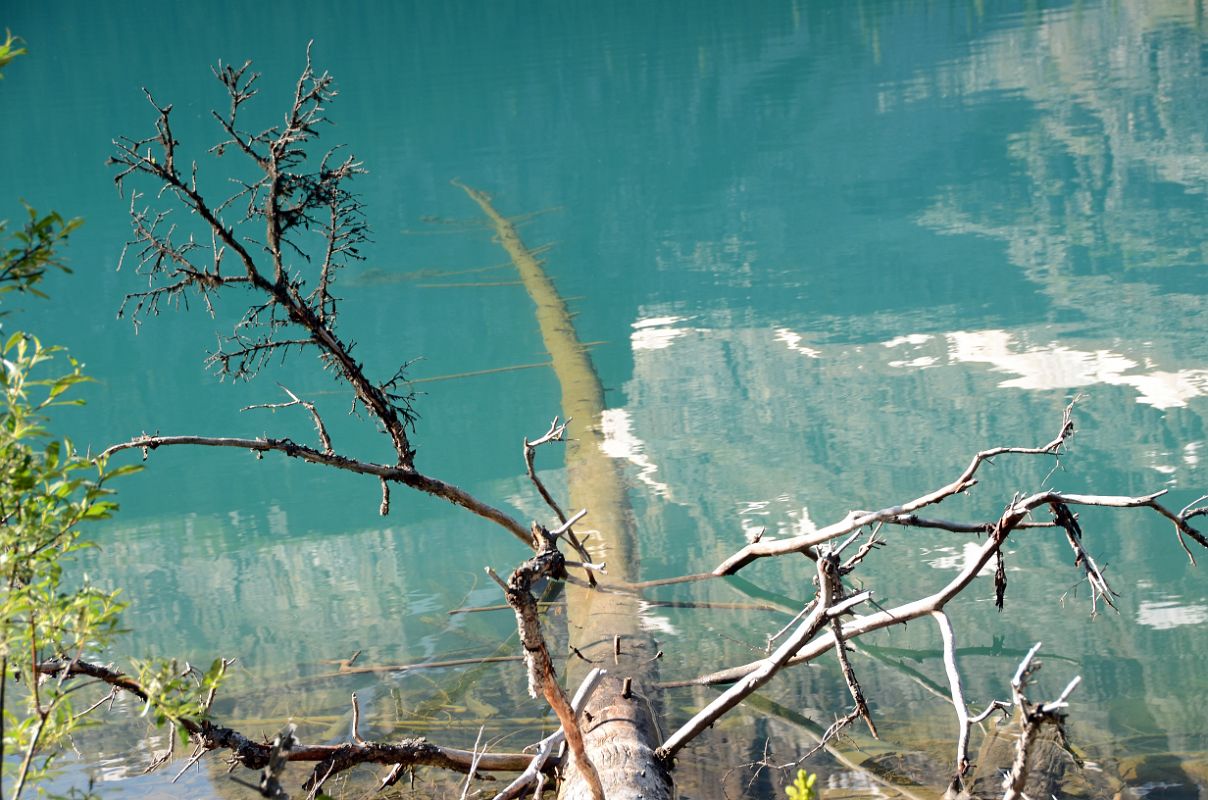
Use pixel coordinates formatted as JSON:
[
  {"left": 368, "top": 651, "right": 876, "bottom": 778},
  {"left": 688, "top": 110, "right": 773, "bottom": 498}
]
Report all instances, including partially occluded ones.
[{"left": 5, "top": 0, "right": 1208, "bottom": 796}]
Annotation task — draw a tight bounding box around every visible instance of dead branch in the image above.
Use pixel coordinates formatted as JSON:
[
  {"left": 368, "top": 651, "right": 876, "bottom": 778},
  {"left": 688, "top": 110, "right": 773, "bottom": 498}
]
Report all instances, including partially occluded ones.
[
  {"left": 671, "top": 486, "right": 1207, "bottom": 689},
  {"left": 524, "top": 416, "right": 571, "bottom": 523},
  {"left": 524, "top": 417, "right": 597, "bottom": 585},
  {"left": 1001, "top": 644, "right": 1082, "bottom": 800},
  {"left": 491, "top": 523, "right": 605, "bottom": 800},
  {"left": 108, "top": 52, "right": 554, "bottom": 547},
  {"left": 933, "top": 611, "right": 1011, "bottom": 795},
  {"left": 826, "top": 567, "right": 878, "bottom": 740},
  {"left": 1050, "top": 501, "right": 1118, "bottom": 613},
  {"left": 34, "top": 659, "right": 549, "bottom": 781},
  {"left": 243, "top": 384, "right": 333, "bottom": 454},
  {"left": 883, "top": 515, "right": 1056, "bottom": 534},
  {"left": 713, "top": 402, "right": 1077, "bottom": 575},
  {"left": 99, "top": 433, "right": 531, "bottom": 544},
  {"left": 655, "top": 555, "right": 870, "bottom": 760}
]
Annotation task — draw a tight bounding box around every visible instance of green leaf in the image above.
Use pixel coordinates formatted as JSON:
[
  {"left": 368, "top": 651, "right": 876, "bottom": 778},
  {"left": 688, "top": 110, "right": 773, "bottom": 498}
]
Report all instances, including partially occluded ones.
[
  {"left": 786, "top": 770, "right": 817, "bottom": 800},
  {"left": 44, "top": 439, "right": 60, "bottom": 469},
  {"left": 0, "top": 30, "right": 26, "bottom": 76},
  {"left": 5, "top": 329, "right": 24, "bottom": 352},
  {"left": 101, "top": 462, "right": 143, "bottom": 480}
]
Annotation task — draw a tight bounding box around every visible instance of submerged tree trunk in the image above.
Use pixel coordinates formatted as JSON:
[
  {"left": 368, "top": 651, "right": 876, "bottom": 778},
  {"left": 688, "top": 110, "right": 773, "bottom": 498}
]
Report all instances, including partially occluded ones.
[{"left": 459, "top": 183, "right": 673, "bottom": 800}]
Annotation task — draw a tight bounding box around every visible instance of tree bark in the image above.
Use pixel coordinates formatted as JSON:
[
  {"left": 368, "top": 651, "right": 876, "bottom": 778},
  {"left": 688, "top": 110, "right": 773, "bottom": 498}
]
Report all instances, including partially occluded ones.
[{"left": 459, "top": 183, "right": 673, "bottom": 800}]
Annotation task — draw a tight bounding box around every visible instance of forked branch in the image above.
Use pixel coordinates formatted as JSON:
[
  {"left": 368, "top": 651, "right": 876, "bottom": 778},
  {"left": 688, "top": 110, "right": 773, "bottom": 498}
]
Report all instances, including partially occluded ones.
[
  {"left": 656, "top": 555, "right": 870, "bottom": 760},
  {"left": 34, "top": 659, "right": 546, "bottom": 784},
  {"left": 1001, "top": 644, "right": 1082, "bottom": 800},
  {"left": 110, "top": 48, "right": 416, "bottom": 469},
  {"left": 674, "top": 484, "right": 1206, "bottom": 689},
  {"left": 523, "top": 417, "right": 597, "bottom": 584},
  {"left": 99, "top": 433, "right": 531, "bottom": 544},
  {"left": 488, "top": 522, "right": 605, "bottom": 800},
  {"left": 714, "top": 401, "right": 1078, "bottom": 575}
]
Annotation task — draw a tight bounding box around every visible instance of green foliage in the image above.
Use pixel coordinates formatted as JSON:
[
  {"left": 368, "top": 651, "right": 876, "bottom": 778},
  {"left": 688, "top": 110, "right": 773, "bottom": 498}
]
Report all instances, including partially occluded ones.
[
  {"left": 0, "top": 333, "right": 129, "bottom": 796},
  {"left": 0, "top": 37, "right": 120, "bottom": 796},
  {"left": 0, "top": 30, "right": 25, "bottom": 77},
  {"left": 130, "top": 657, "right": 229, "bottom": 744},
  {"left": 0, "top": 313, "right": 222, "bottom": 800},
  {"left": 0, "top": 94, "right": 220, "bottom": 793},
  {"left": 0, "top": 207, "right": 82, "bottom": 303},
  {"left": 786, "top": 769, "right": 818, "bottom": 800}
]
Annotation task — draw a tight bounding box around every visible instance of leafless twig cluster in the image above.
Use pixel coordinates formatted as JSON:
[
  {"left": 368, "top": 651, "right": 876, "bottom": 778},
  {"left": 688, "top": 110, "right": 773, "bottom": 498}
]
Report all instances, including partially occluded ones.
[
  {"left": 85, "top": 51, "right": 1208, "bottom": 800},
  {"left": 109, "top": 44, "right": 413, "bottom": 465}
]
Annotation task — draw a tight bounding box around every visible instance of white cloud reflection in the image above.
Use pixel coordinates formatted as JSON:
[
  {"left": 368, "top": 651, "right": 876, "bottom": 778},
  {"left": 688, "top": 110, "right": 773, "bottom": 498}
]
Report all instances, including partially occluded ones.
[
  {"left": 775, "top": 327, "right": 821, "bottom": 358},
  {"left": 885, "top": 329, "right": 1208, "bottom": 409},
  {"left": 599, "top": 408, "right": 672, "bottom": 498},
  {"left": 631, "top": 316, "right": 693, "bottom": 351},
  {"left": 1137, "top": 598, "right": 1208, "bottom": 630}
]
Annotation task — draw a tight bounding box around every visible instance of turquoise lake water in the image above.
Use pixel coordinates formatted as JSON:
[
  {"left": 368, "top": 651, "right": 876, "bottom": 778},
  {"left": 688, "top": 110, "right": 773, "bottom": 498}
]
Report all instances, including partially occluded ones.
[{"left": 4, "top": 1, "right": 1208, "bottom": 797}]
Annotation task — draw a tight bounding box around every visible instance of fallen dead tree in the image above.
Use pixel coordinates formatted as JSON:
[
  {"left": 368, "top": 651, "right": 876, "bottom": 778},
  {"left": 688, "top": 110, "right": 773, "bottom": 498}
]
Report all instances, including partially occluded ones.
[{"left": 77, "top": 49, "right": 1208, "bottom": 800}]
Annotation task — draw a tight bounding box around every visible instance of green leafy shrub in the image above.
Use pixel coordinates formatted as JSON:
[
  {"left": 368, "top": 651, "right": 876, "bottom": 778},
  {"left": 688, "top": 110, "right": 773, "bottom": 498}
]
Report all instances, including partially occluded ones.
[
  {"left": 786, "top": 769, "right": 818, "bottom": 800},
  {"left": 0, "top": 333, "right": 130, "bottom": 796}
]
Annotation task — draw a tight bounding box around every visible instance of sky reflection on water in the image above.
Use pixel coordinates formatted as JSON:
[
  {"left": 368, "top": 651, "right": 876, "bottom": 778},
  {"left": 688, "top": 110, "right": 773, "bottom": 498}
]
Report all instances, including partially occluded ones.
[{"left": 4, "top": 0, "right": 1208, "bottom": 796}]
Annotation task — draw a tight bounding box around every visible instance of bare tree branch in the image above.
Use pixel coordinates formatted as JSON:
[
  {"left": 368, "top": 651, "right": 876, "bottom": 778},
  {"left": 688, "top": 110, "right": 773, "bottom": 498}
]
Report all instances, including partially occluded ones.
[
  {"left": 671, "top": 486, "right": 1207, "bottom": 689},
  {"left": 110, "top": 50, "right": 416, "bottom": 468},
  {"left": 243, "top": 384, "right": 333, "bottom": 454},
  {"left": 1001, "top": 644, "right": 1082, "bottom": 800},
  {"left": 524, "top": 416, "right": 571, "bottom": 523},
  {"left": 34, "top": 659, "right": 545, "bottom": 780},
  {"left": 655, "top": 555, "right": 871, "bottom": 760},
  {"left": 524, "top": 417, "right": 597, "bottom": 585},
  {"left": 714, "top": 402, "right": 1077, "bottom": 575},
  {"left": 1050, "top": 501, "right": 1118, "bottom": 613},
  {"left": 99, "top": 433, "right": 531, "bottom": 544},
  {"left": 933, "top": 610, "right": 1011, "bottom": 796},
  {"left": 491, "top": 522, "right": 605, "bottom": 800},
  {"left": 828, "top": 577, "right": 877, "bottom": 739}
]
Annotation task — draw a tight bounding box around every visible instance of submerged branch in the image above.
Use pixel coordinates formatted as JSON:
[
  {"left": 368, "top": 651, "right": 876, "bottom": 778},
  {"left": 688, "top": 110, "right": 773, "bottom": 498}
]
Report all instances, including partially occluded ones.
[{"left": 35, "top": 659, "right": 548, "bottom": 780}]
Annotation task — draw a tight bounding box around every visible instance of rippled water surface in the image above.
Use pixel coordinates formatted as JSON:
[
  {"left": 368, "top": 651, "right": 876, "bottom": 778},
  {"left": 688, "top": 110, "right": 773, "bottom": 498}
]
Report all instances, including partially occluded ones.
[{"left": 5, "top": 1, "right": 1208, "bottom": 797}]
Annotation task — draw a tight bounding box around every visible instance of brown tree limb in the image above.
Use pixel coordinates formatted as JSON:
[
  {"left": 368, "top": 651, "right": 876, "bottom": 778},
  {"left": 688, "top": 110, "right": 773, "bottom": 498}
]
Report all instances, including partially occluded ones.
[
  {"left": 492, "top": 523, "right": 605, "bottom": 800},
  {"left": 99, "top": 433, "right": 531, "bottom": 544},
  {"left": 33, "top": 659, "right": 549, "bottom": 780}
]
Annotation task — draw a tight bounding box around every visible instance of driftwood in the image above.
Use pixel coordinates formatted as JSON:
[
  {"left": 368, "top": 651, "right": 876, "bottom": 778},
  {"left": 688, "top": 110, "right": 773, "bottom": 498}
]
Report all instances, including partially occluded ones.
[
  {"left": 487, "top": 521, "right": 605, "bottom": 800},
  {"left": 33, "top": 660, "right": 546, "bottom": 791},
  {"left": 93, "top": 50, "right": 1208, "bottom": 800},
  {"left": 459, "top": 182, "right": 674, "bottom": 800}
]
